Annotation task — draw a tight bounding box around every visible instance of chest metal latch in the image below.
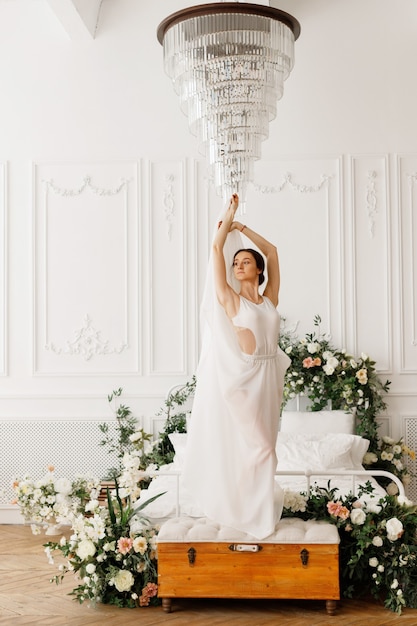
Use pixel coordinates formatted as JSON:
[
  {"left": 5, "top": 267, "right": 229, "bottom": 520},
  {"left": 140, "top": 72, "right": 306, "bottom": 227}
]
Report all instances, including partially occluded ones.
[
  {"left": 187, "top": 546, "right": 196, "bottom": 565},
  {"left": 300, "top": 548, "right": 309, "bottom": 566}
]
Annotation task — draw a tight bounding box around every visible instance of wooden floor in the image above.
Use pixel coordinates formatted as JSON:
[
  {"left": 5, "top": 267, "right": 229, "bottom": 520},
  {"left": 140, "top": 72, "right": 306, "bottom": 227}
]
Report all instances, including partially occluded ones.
[{"left": 1, "top": 525, "right": 417, "bottom": 625}]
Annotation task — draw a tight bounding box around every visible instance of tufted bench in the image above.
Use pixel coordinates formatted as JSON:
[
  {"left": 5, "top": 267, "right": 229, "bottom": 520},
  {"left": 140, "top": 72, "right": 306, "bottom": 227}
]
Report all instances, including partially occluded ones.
[{"left": 157, "top": 516, "right": 340, "bottom": 615}]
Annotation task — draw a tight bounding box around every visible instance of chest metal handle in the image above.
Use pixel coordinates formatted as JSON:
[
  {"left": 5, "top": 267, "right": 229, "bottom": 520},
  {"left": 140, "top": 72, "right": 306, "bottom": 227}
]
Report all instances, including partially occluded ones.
[{"left": 229, "top": 544, "right": 262, "bottom": 552}]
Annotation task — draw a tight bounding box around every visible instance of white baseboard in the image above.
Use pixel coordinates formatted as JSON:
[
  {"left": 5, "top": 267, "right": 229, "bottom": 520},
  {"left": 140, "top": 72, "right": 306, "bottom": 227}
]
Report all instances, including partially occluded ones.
[{"left": 0, "top": 505, "right": 25, "bottom": 524}]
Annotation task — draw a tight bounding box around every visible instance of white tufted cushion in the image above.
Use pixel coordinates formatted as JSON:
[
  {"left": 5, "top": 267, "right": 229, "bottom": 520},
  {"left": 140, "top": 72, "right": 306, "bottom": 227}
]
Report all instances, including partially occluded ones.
[{"left": 157, "top": 516, "right": 340, "bottom": 545}]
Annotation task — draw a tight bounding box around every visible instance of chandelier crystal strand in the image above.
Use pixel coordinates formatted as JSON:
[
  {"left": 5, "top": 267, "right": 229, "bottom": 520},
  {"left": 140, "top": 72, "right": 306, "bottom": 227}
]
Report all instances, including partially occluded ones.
[{"left": 158, "top": 3, "right": 300, "bottom": 204}]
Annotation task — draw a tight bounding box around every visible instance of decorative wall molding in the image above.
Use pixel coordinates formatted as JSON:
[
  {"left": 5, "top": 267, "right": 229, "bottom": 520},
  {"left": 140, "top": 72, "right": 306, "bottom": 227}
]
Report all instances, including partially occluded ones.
[
  {"left": 42, "top": 175, "right": 131, "bottom": 197},
  {"left": 163, "top": 175, "right": 175, "bottom": 241},
  {"left": 44, "top": 313, "right": 128, "bottom": 361},
  {"left": 406, "top": 172, "right": 417, "bottom": 348},
  {"left": 365, "top": 170, "right": 378, "bottom": 238},
  {"left": 244, "top": 158, "right": 342, "bottom": 343},
  {"left": 32, "top": 161, "right": 140, "bottom": 375},
  {"left": 349, "top": 155, "right": 391, "bottom": 373},
  {"left": 148, "top": 160, "right": 187, "bottom": 375},
  {"left": 0, "top": 161, "right": 6, "bottom": 377},
  {"left": 252, "top": 172, "right": 332, "bottom": 194},
  {"left": 398, "top": 156, "right": 417, "bottom": 372}
]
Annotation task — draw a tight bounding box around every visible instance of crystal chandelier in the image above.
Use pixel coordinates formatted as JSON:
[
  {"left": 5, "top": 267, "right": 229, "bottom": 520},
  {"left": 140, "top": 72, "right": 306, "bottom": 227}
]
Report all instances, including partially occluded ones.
[{"left": 157, "top": 2, "right": 300, "bottom": 203}]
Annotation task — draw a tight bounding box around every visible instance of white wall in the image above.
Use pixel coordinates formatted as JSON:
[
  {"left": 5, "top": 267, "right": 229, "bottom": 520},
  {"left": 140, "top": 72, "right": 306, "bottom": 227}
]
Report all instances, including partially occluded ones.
[{"left": 1, "top": 0, "right": 417, "bottom": 520}]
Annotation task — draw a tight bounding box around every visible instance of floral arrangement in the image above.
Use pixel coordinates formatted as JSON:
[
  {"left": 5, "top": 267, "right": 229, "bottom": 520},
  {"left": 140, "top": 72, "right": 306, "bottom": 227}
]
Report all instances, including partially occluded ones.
[
  {"left": 282, "top": 483, "right": 417, "bottom": 614},
  {"left": 277, "top": 315, "right": 415, "bottom": 486},
  {"left": 279, "top": 315, "right": 390, "bottom": 446},
  {"left": 12, "top": 466, "right": 100, "bottom": 534},
  {"left": 117, "top": 428, "right": 160, "bottom": 497},
  {"left": 141, "top": 376, "right": 196, "bottom": 469},
  {"left": 113, "top": 377, "right": 197, "bottom": 482},
  {"left": 45, "top": 483, "right": 161, "bottom": 608},
  {"left": 363, "top": 436, "right": 415, "bottom": 494}
]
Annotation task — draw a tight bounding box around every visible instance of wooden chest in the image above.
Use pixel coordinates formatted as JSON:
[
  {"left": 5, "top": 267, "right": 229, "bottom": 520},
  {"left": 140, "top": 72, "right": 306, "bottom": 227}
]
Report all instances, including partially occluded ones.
[{"left": 157, "top": 517, "right": 340, "bottom": 615}]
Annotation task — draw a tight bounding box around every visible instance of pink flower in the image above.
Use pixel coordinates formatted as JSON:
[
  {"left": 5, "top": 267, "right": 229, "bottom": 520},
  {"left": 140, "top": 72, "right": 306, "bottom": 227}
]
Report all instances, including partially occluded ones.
[
  {"left": 142, "top": 582, "right": 158, "bottom": 598},
  {"left": 327, "top": 501, "right": 340, "bottom": 516},
  {"left": 303, "top": 357, "right": 314, "bottom": 368},
  {"left": 139, "top": 594, "right": 150, "bottom": 606},
  {"left": 117, "top": 537, "right": 133, "bottom": 555},
  {"left": 303, "top": 357, "right": 321, "bottom": 368},
  {"left": 327, "top": 501, "right": 350, "bottom": 520}
]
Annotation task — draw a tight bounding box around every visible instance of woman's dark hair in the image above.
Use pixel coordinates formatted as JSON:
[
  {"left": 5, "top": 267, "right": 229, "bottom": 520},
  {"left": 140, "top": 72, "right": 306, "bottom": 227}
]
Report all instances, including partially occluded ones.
[{"left": 233, "top": 248, "right": 265, "bottom": 286}]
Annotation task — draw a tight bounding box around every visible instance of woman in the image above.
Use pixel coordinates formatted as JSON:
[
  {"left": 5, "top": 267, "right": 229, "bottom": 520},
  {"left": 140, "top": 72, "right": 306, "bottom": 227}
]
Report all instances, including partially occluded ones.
[{"left": 182, "top": 194, "right": 290, "bottom": 539}]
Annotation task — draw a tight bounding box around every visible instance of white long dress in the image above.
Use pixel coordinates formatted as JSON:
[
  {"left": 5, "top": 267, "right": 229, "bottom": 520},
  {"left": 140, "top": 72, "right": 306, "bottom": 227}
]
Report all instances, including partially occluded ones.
[{"left": 182, "top": 226, "right": 291, "bottom": 540}]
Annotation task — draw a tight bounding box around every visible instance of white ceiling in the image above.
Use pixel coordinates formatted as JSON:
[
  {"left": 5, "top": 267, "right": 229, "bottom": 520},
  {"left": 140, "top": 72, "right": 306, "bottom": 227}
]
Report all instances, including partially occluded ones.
[{"left": 0, "top": 0, "right": 103, "bottom": 39}]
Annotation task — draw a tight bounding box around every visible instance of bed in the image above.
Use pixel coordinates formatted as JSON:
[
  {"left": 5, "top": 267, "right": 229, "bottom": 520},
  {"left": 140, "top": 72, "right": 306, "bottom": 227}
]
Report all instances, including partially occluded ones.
[{"left": 135, "top": 410, "right": 405, "bottom": 614}]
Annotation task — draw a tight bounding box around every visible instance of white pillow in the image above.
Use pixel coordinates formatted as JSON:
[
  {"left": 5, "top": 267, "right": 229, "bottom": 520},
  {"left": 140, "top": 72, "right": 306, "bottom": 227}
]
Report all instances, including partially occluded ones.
[
  {"left": 168, "top": 433, "right": 188, "bottom": 469},
  {"left": 276, "top": 432, "right": 369, "bottom": 472},
  {"left": 350, "top": 436, "right": 370, "bottom": 469},
  {"left": 280, "top": 410, "right": 355, "bottom": 435}
]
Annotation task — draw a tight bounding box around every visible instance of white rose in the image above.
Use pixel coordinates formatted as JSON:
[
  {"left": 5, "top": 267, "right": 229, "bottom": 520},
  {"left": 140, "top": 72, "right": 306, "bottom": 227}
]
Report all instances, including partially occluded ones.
[
  {"left": 366, "top": 502, "right": 382, "bottom": 514},
  {"left": 323, "top": 364, "right": 335, "bottom": 376},
  {"left": 386, "top": 482, "right": 399, "bottom": 496},
  {"left": 382, "top": 436, "right": 394, "bottom": 445},
  {"left": 84, "top": 500, "right": 99, "bottom": 513},
  {"left": 372, "top": 536, "right": 383, "bottom": 547},
  {"left": 369, "top": 557, "right": 379, "bottom": 567},
  {"left": 326, "top": 356, "right": 339, "bottom": 369},
  {"left": 377, "top": 565, "right": 385, "bottom": 572},
  {"left": 55, "top": 477, "right": 72, "bottom": 496},
  {"left": 86, "top": 563, "right": 96, "bottom": 574},
  {"left": 397, "top": 495, "right": 413, "bottom": 507},
  {"left": 76, "top": 539, "right": 96, "bottom": 560},
  {"left": 386, "top": 518, "right": 404, "bottom": 542},
  {"left": 307, "top": 342, "right": 319, "bottom": 354},
  {"left": 129, "top": 431, "right": 143, "bottom": 443},
  {"left": 355, "top": 368, "right": 368, "bottom": 384},
  {"left": 391, "top": 578, "right": 399, "bottom": 589},
  {"left": 363, "top": 452, "right": 378, "bottom": 465},
  {"left": 350, "top": 509, "right": 366, "bottom": 525},
  {"left": 114, "top": 569, "right": 134, "bottom": 592}
]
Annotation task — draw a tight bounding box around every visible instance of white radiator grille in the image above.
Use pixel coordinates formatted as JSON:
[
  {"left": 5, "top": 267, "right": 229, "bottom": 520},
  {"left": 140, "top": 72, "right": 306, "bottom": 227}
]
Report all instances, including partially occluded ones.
[
  {"left": 0, "top": 420, "right": 118, "bottom": 505},
  {"left": 404, "top": 417, "right": 417, "bottom": 503}
]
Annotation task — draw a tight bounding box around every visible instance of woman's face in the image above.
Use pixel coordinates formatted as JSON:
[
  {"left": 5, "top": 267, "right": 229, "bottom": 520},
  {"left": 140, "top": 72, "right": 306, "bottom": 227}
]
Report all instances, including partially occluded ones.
[{"left": 233, "top": 251, "right": 260, "bottom": 282}]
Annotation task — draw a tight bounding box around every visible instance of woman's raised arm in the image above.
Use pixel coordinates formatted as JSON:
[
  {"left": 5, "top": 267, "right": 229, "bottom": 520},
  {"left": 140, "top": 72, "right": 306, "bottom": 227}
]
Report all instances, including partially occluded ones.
[
  {"left": 231, "top": 221, "right": 280, "bottom": 307},
  {"left": 212, "top": 194, "right": 240, "bottom": 318}
]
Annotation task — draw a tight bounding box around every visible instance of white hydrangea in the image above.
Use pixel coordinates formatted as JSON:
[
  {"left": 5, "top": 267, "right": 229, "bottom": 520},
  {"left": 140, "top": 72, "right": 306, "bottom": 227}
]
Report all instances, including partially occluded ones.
[{"left": 283, "top": 490, "right": 308, "bottom": 513}]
